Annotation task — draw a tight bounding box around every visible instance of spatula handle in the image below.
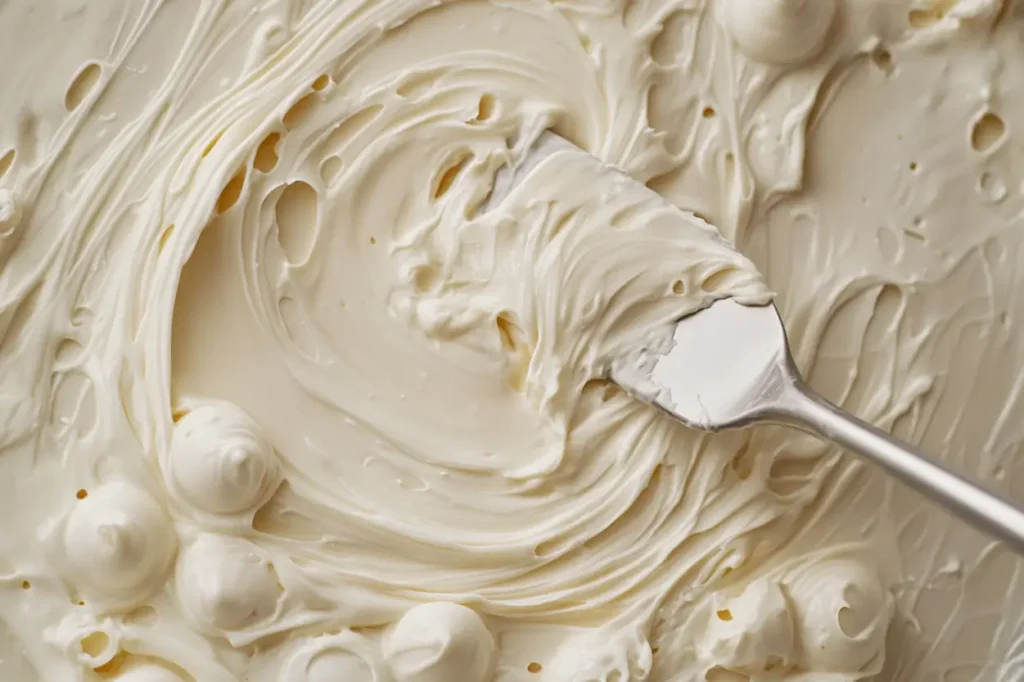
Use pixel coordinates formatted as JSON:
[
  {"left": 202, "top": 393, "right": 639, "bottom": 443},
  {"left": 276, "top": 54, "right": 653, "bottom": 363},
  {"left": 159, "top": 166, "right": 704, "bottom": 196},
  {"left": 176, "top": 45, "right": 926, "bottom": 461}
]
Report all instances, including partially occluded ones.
[{"left": 776, "top": 381, "right": 1024, "bottom": 555}]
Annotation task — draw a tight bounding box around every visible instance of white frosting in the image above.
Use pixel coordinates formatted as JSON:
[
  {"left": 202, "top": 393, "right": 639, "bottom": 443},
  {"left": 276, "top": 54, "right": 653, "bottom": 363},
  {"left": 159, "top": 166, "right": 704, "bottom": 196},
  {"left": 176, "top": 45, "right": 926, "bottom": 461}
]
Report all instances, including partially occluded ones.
[
  {"left": 61, "top": 482, "right": 176, "bottom": 608},
  {"left": 718, "top": 0, "right": 837, "bottom": 65},
  {"left": 0, "top": 0, "right": 1022, "bottom": 680},
  {"left": 164, "top": 401, "right": 281, "bottom": 521},
  {"left": 700, "top": 579, "right": 796, "bottom": 675},
  {"left": 174, "top": 534, "right": 281, "bottom": 635},
  {"left": 383, "top": 603, "right": 495, "bottom": 682},
  {"left": 784, "top": 558, "right": 893, "bottom": 674}
]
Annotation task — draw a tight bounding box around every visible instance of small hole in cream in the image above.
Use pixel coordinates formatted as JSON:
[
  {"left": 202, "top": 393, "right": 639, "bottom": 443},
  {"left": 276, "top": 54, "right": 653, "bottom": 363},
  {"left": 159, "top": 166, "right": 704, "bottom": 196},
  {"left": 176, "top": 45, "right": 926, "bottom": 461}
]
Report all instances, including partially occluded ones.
[
  {"left": 433, "top": 154, "right": 471, "bottom": 200},
  {"left": 671, "top": 280, "right": 685, "bottom": 295},
  {"left": 216, "top": 169, "right": 246, "bottom": 214},
  {"left": 411, "top": 265, "right": 438, "bottom": 291},
  {"left": 254, "top": 132, "right": 281, "bottom": 172},
  {"left": 871, "top": 47, "right": 894, "bottom": 74},
  {"left": 716, "top": 608, "right": 733, "bottom": 621},
  {"left": 702, "top": 106, "right": 716, "bottom": 119},
  {"left": 76, "top": 489, "right": 88, "bottom": 500},
  {"left": 470, "top": 93, "right": 496, "bottom": 123},
  {"left": 283, "top": 93, "right": 318, "bottom": 129},
  {"left": 79, "top": 631, "right": 110, "bottom": 658},
  {"left": 21, "top": 580, "right": 30, "bottom": 590},
  {"left": 971, "top": 112, "right": 1006, "bottom": 152},
  {"left": 312, "top": 74, "right": 330, "bottom": 91},
  {"left": 527, "top": 662, "right": 543, "bottom": 674},
  {"left": 64, "top": 62, "right": 102, "bottom": 111}
]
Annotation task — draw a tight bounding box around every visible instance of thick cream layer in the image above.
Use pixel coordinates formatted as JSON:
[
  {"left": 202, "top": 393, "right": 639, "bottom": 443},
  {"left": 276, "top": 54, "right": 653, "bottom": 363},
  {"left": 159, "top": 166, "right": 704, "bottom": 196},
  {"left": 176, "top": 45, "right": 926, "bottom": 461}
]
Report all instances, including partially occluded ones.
[{"left": 0, "top": 0, "right": 1022, "bottom": 681}]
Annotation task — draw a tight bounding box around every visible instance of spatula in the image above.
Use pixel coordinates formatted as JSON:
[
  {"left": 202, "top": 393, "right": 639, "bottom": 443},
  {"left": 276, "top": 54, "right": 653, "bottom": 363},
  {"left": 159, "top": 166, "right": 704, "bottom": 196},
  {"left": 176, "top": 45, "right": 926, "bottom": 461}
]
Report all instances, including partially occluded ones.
[{"left": 487, "top": 132, "right": 1024, "bottom": 554}]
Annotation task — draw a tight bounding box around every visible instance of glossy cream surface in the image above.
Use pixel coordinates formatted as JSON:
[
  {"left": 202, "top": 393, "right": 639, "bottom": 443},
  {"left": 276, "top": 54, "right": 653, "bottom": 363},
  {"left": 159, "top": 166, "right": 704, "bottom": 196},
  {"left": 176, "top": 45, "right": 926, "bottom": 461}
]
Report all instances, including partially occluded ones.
[{"left": 0, "top": 0, "right": 1023, "bottom": 681}]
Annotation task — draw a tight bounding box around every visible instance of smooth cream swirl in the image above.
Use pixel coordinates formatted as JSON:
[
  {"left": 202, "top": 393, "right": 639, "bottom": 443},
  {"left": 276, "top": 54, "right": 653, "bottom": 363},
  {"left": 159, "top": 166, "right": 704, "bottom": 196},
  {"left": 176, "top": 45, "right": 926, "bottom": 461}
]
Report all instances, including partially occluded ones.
[
  {"left": 785, "top": 558, "right": 893, "bottom": 675},
  {"left": 62, "top": 482, "right": 176, "bottom": 606},
  {"left": 164, "top": 401, "right": 281, "bottom": 521},
  {"left": 383, "top": 603, "right": 495, "bottom": 682},
  {"left": 718, "top": 0, "right": 837, "bottom": 65},
  {"left": 174, "top": 533, "right": 282, "bottom": 636}
]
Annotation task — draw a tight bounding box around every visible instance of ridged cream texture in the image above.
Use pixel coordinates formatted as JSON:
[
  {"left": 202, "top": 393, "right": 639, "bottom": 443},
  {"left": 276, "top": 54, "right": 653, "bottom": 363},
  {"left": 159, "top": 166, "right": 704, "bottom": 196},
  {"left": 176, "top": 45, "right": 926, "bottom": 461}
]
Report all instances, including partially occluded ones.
[{"left": 0, "top": 0, "right": 1022, "bottom": 681}]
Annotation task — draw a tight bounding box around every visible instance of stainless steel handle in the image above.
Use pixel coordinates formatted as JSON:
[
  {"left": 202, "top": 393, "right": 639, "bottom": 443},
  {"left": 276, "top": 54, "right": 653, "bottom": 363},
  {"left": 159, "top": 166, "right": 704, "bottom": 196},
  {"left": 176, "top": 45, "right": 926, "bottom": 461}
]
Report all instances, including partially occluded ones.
[{"left": 773, "top": 380, "right": 1024, "bottom": 555}]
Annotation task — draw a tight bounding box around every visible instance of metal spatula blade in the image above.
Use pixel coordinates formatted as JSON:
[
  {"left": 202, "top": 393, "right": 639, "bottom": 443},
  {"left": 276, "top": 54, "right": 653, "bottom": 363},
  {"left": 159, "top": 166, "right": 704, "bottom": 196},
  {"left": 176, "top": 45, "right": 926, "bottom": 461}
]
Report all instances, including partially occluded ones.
[
  {"left": 488, "top": 132, "right": 1024, "bottom": 554},
  {"left": 611, "top": 297, "right": 1024, "bottom": 554}
]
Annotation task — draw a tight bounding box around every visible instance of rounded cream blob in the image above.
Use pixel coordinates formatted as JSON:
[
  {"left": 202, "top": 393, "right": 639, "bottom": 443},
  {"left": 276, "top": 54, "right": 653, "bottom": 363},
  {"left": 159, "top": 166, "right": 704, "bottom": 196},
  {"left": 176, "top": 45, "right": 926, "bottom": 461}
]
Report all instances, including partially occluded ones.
[
  {"left": 718, "top": 0, "right": 837, "bottom": 65},
  {"left": 62, "top": 481, "right": 177, "bottom": 605},
  {"left": 113, "top": 662, "right": 182, "bottom": 682},
  {"left": 786, "top": 558, "right": 893, "bottom": 672},
  {"left": 383, "top": 602, "right": 495, "bottom": 682},
  {"left": 166, "top": 401, "right": 281, "bottom": 517},
  {"left": 700, "top": 579, "right": 796, "bottom": 673},
  {"left": 174, "top": 533, "right": 281, "bottom": 634}
]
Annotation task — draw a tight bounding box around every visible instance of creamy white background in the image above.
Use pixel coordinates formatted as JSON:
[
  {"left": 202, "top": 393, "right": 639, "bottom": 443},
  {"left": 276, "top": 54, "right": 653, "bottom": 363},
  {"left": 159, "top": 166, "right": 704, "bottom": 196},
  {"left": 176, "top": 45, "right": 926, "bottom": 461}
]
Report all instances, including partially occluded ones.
[{"left": 0, "top": 0, "right": 1022, "bottom": 681}]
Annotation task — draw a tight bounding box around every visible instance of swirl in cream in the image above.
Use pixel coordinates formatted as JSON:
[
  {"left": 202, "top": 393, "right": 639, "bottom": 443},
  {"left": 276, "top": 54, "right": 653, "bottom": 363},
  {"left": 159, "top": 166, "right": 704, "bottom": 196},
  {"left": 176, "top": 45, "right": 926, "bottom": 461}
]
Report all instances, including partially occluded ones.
[
  {"left": 61, "top": 482, "right": 176, "bottom": 608},
  {"left": 383, "top": 602, "right": 495, "bottom": 682},
  {"left": 164, "top": 401, "right": 281, "bottom": 522},
  {"left": 784, "top": 558, "right": 893, "bottom": 674}
]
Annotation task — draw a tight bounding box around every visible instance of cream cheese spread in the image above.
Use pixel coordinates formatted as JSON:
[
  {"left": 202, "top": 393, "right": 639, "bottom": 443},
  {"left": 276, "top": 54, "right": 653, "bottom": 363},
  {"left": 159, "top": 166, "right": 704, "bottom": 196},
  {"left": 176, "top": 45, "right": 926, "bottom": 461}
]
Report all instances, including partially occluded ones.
[{"left": 0, "top": 0, "right": 1022, "bottom": 681}]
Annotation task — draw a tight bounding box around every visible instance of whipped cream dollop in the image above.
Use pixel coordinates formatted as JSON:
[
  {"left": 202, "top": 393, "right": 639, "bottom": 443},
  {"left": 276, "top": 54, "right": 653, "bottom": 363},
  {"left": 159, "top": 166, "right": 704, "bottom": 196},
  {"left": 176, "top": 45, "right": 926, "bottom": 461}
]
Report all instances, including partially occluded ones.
[
  {"left": 0, "top": 0, "right": 1023, "bottom": 680},
  {"left": 164, "top": 401, "right": 281, "bottom": 522},
  {"left": 383, "top": 602, "right": 495, "bottom": 682},
  {"left": 718, "top": 0, "right": 838, "bottom": 65},
  {"left": 174, "top": 534, "right": 282, "bottom": 636},
  {"left": 61, "top": 482, "right": 176, "bottom": 608},
  {"left": 785, "top": 558, "right": 893, "bottom": 674}
]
